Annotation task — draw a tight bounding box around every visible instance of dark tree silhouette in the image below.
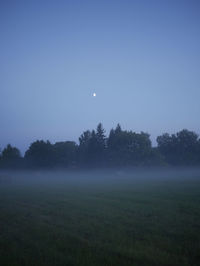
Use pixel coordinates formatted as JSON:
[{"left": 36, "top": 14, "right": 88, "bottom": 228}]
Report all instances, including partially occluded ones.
[
  {"left": 96, "top": 123, "right": 106, "bottom": 150},
  {"left": 157, "top": 129, "right": 200, "bottom": 165},
  {"left": 1, "top": 144, "right": 22, "bottom": 168},
  {"left": 25, "top": 140, "right": 55, "bottom": 168},
  {"left": 78, "top": 130, "right": 92, "bottom": 164},
  {"left": 94, "top": 123, "right": 106, "bottom": 164},
  {"left": 78, "top": 123, "right": 106, "bottom": 166},
  {"left": 107, "top": 125, "right": 152, "bottom": 166},
  {"left": 53, "top": 141, "right": 77, "bottom": 167},
  {"left": 1, "top": 124, "right": 200, "bottom": 169}
]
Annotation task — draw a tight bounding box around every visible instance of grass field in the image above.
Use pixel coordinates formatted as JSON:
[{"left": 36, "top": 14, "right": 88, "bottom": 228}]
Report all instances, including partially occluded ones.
[{"left": 0, "top": 168, "right": 200, "bottom": 266}]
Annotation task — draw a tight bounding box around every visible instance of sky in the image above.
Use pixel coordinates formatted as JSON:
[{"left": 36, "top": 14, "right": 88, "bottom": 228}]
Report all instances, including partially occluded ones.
[{"left": 0, "top": 0, "right": 200, "bottom": 153}]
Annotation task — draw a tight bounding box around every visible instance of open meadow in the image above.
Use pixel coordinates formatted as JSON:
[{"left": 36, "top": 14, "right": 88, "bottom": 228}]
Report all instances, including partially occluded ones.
[{"left": 0, "top": 168, "right": 200, "bottom": 266}]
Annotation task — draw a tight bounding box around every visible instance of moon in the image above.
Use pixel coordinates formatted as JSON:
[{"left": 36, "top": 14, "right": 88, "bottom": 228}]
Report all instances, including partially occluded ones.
[{"left": 93, "top": 93, "right": 96, "bottom": 97}]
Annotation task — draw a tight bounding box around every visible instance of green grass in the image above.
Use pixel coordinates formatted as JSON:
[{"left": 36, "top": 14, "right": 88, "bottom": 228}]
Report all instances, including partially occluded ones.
[{"left": 0, "top": 169, "right": 200, "bottom": 266}]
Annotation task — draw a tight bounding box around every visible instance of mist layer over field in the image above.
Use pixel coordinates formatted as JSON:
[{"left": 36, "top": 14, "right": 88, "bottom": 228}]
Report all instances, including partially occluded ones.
[{"left": 0, "top": 168, "right": 200, "bottom": 266}]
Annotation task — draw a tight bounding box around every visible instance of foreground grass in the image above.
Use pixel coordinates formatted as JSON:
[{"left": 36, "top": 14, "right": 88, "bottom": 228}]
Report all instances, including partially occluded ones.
[{"left": 0, "top": 169, "right": 200, "bottom": 266}]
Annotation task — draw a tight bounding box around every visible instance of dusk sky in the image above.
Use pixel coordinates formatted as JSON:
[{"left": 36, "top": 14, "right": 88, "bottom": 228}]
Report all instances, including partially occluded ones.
[{"left": 1, "top": 0, "right": 200, "bottom": 153}]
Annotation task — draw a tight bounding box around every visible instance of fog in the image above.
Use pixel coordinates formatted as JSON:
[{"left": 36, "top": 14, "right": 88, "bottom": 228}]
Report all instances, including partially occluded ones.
[
  {"left": 1, "top": 167, "right": 200, "bottom": 266},
  {"left": 1, "top": 167, "right": 200, "bottom": 189}
]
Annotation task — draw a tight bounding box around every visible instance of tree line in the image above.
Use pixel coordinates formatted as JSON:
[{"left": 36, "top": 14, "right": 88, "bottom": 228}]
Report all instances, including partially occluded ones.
[{"left": 1, "top": 123, "right": 200, "bottom": 169}]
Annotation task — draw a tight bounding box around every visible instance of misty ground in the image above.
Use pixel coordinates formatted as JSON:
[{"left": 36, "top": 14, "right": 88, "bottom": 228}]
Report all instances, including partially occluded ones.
[{"left": 0, "top": 168, "right": 200, "bottom": 266}]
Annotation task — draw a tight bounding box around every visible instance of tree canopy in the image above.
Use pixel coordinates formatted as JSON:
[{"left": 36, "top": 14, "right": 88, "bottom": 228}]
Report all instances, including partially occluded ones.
[{"left": 1, "top": 125, "right": 200, "bottom": 169}]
